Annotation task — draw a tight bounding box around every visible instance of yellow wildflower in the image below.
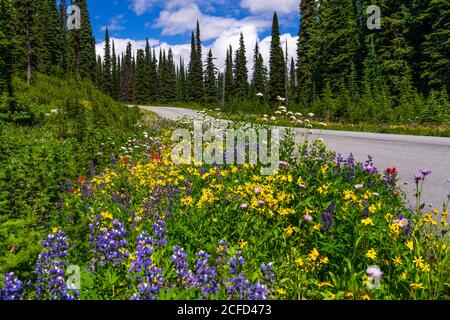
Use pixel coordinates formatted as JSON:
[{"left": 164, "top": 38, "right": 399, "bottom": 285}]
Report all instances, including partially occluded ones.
[
  {"left": 366, "top": 248, "right": 377, "bottom": 260},
  {"left": 421, "top": 263, "right": 430, "bottom": 273},
  {"left": 100, "top": 211, "right": 113, "bottom": 220},
  {"left": 401, "top": 272, "right": 407, "bottom": 280},
  {"left": 295, "top": 257, "right": 304, "bottom": 267},
  {"left": 52, "top": 227, "right": 59, "bottom": 233},
  {"left": 285, "top": 225, "right": 294, "bottom": 236},
  {"left": 361, "top": 294, "right": 371, "bottom": 300},
  {"left": 313, "top": 224, "right": 321, "bottom": 231},
  {"left": 368, "top": 204, "right": 377, "bottom": 214},
  {"left": 361, "top": 217, "right": 374, "bottom": 226},
  {"left": 393, "top": 256, "right": 402, "bottom": 267},
  {"left": 181, "top": 196, "right": 193, "bottom": 207},
  {"left": 239, "top": 239, "right": 248, "bottom": 249},
  {"left": 320, "top": 256, "right": 329, "bottom": 265},
  {"left": 385, "top": 213, "right": 393, "bottom": 222},
  {"left": 308, "top": 248, "right": 320, "bottom": 262},
  {"left": 406, "top": 240, "right": 414, "bottom": 251},
  {"left": 276, "top": 288, "right": 287, "bottom": 295},
  {"left": 345, "top": 291, "right": 354, "bottom": 298},
  {"left": 413, "top": 256, "right": 424, "bottom": 268},
  {"left": 318, "top": 282, "right": 334, "bottom": 288},
  {"left": 410, "top": 282, "right": 425, "bottom": 290}
]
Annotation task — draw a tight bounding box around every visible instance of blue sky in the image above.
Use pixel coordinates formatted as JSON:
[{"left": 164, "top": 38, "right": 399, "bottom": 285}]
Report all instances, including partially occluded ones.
[{"left": 85, "top": 0, "right": 301, "bottom": 70}]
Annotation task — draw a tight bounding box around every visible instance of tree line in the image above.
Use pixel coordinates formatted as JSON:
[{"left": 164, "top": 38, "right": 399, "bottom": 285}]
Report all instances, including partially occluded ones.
[{"left": 1, "top": 0, "right": 448, "bottom": 124}]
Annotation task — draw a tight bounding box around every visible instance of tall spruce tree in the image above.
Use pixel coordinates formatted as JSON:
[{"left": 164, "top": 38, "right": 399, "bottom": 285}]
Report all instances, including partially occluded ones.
[
  {"left": 320, "top": 0, "right": 359, "bottom": 91},
  {"left": 289, "top": 57, "right": 296, "bottom": 104},
  {"left": 233, "top": 33, "right": 248, "bottom": 99},
  {"left": 268, "top": 12, "right": 286, "bottom": 103},
  {"left": 134, "top": 49, "right": 148, "bottom": 104},
  {"left": 296, "top": 0, "right": 321, "bottom": 105},
  {"left": 420, "top": 0, "right": 450, "bottom": 93},
  {"left": 13, "top": 0, "right": 38, "bottom": 84},
  {"left": 252, "top": 41, "right": 266, "bottom": 97},
  {"left": 102, "top": 28, "right": 112, "bottom": 95},
  {"left": 188, "top": 29, "right": 204, "bottom": 103},
  {"left": 35, "top": 0, "right": 60, "bottom": 74},
  {"left": 373, "top": 1, "right": 414, "bottom": 95},
  {"left": 111, "top": 41, "right": 119, "bottom": 100},
  {"left": 224, "top": 46, "right": 234, "bottom": 103},
  {"left": 204, "top": 49, "right": 218, "bottom": 103},
  {"left": 148, "top": 48, "right": 159, "bottom": 102},
  {"left": 95, "top": 55, "right": 102, "bottom": 89},
  {"left": 58, "top": 0, "right": 69, "bottom": 73},
  {"left": 0, "top": 0, "right": 14, "bottom": 97},
  {"left": 120, "top": 43, "right": 133, "bottom": 102},
  {"left": 73, "top": 0, "right": 96, "bottom": 80},
  {"left": 177, "top": 58, "right": 188, "bottom": 102}
]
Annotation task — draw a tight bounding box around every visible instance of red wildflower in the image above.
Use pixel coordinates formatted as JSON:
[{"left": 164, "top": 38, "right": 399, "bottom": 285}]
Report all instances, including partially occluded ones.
[
  {"left": 385, "top": 167, "right": 398, "bottom": 175},
  {"left": 151, "top": 150, "right": 161, "bottom": 161}
]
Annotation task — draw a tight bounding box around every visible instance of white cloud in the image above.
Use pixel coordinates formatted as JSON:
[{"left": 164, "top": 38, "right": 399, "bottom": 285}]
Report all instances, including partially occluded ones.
[
  {"left": 96, "top": 38, "right": 160, "bottom": 59},
  {"left": 154, "top": 3, "right": 270, "bottom": 41},
  {"left": 240, "top": 0, "right": 298, "bottom": 14},
  {"left": 101, "top": 14, "right": 127, "bottom": 32},
  {"left": 129, "top": 0, "right": 158, "bottom": 16}
]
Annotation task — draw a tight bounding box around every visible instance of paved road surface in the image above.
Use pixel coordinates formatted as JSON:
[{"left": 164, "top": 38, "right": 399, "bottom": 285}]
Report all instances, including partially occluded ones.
[{"left": 139, "top": 106, "right": 450, "bottom": 210}]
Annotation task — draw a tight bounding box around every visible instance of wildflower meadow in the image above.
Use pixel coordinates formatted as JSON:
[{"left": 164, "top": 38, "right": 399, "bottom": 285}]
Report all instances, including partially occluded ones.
[{"left": 1, "top": 116, "right": 449, "bottom": 301}]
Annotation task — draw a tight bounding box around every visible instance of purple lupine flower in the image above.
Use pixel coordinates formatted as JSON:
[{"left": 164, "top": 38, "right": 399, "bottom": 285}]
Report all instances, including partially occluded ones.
[
  {"left": 0, "top": 273, "right": 24, "bottom": 300},
  {"left": 151, "top": 216, "right": 167, "bottom": 247},
  {"left": 34, "top": 231, "right": 78, "bottom": 300},
  {"left": 193, "top": 251, "right": 219, "bottom": 296},
  {"left": 89, "top": 219, "right": 129, "bottom": 269},
  {"left": 171, "top": 246, "right": 195, "bottom": 288},
  {"left": 321, "top": 212, "right": 333, "bottom": 231},
  {"left": 260, "top": 263, "right": 275, "bottom": 285},
  {"left": 247, "top": 283, "right": 270, "bottom": 300}
]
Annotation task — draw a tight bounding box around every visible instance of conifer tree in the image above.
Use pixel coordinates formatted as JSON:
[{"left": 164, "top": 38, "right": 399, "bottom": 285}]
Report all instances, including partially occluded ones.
[
  {"left": 224, "top": 46, "right": 234, "bottom": 103},
  {"left": 58, "top": 0, "right": 69, "bottom": 73},
  {"left": 188, "top": 28, "right": 204, "bottom": 103},
  {"left": 233, "top": 33, "right": 248, "bottom": 99},
  {"left": 111, "top": 41, "right": 119, "bottom": 100},
  {"left": 13, "top": 0, "right": 38, "bottom": 84},
  {"left": 120, "top": 43, "right": 133, "bottom": 102},
  {"left": 102, "top": 28, "right": 112, "bottom": 96},
  {"left": 420, "top": 0, "right": 450, "bottom": 93},
  {"left": 148, "top": 48, "right": 159, "bottom": 102},
  {"left": 73, "top": 0, "right": 96, "bottom": 80},
  {"left": 0, "top": 0, "right": 14, "bottom": 97},
  {"left": 252, "top": 41, "right": 266, "bottom": 98},
  {"left": 134, "top": 49, "right": 148, "bottom": 104},
  {"left": 177, "top": 58, "right": 188, "bottom": 102},
  {"left": 297, "top": 0, "right": 318, "bottom": 104},
  {"left": 320, "top": 0, "right": 359, "bottom": 91},
  {"left": 289, "top": 57, "right": 296, "bottom": 104},
  {"left": 204, "top": 49, "right": 218, "bottom": 103},
  {"left": 35, "top": 0, "right": 60, "bottom": 74},
  {"left": 268, "top": 12, "right": 286, "bottom": 103},
  {"left": 95, "top": 55, "right": 102, "bottom": 89}
]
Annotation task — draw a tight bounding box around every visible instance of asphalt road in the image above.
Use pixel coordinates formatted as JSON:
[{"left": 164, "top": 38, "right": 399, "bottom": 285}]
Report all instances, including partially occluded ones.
[{"left": 139, "top": 106, "right": 450, "bottom": 210}]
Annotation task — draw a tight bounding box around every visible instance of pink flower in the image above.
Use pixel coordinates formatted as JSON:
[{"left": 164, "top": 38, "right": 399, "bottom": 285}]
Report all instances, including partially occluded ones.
[
  {"left": 303, "top": 214, "right": 313, "bottom": 222},
  {"left": 240, "top": 204, "right": 249, "bottom": 209},
  {"left": 354, "top": 184, "right": 364, "bottom": 190},
  {"left": 279, "top": 161, "right": 289, "bottom": 168},
  {"left": 254, "top": 187, "right": 263, "bottom": 194},
  {"left": 257, "top": 200, "right": 266, "bottom": 206}
]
